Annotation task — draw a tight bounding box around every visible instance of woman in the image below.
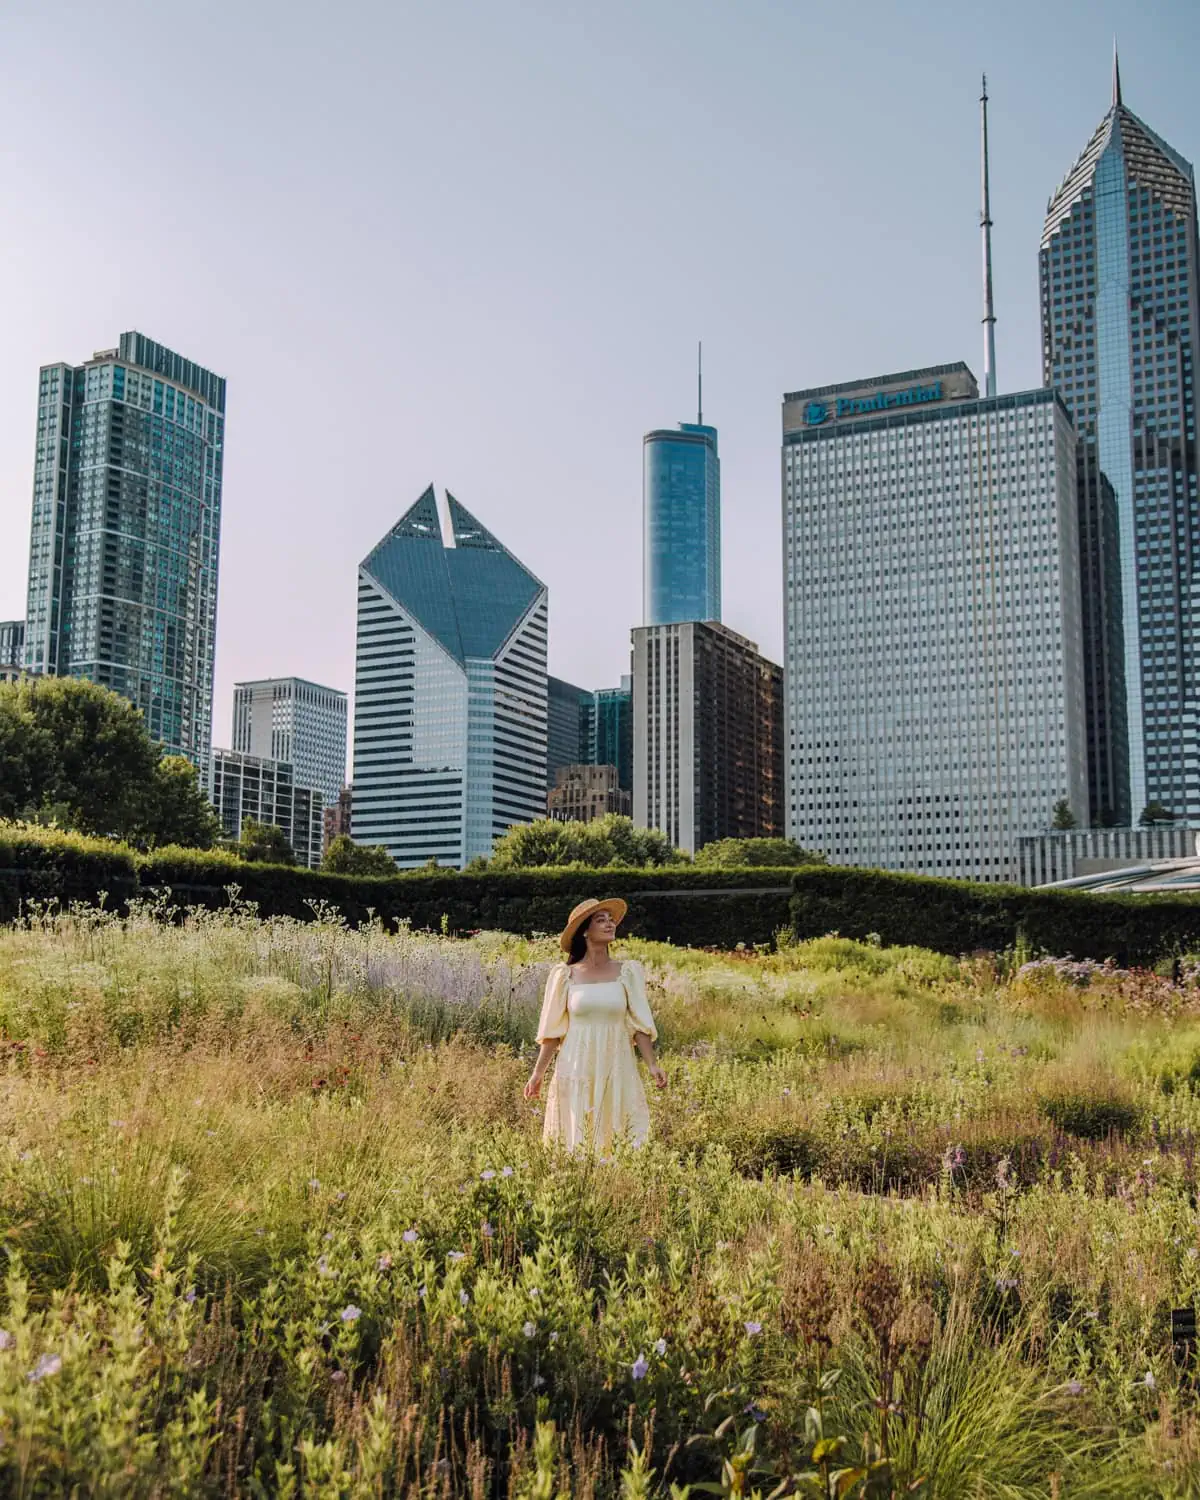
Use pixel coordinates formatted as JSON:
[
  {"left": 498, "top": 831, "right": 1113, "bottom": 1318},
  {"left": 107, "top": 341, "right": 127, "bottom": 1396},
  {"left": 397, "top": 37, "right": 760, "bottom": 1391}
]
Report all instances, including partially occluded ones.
[{"left": 523, "top": 898, "right": 667, "bottom": 1152}]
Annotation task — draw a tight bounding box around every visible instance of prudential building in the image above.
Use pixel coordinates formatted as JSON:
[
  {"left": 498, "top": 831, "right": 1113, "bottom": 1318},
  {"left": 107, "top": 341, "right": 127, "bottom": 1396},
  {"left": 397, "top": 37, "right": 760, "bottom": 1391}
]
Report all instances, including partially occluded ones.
[{"left": 782, "top": 364, "right": 1090, "bottom": 882}]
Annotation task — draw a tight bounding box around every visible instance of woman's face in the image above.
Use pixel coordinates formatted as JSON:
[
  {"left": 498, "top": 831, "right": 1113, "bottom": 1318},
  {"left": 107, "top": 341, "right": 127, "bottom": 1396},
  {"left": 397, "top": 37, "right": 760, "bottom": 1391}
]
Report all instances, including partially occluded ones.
[{"left": 587, "top": 910, "right": 617, "bottom": 944}]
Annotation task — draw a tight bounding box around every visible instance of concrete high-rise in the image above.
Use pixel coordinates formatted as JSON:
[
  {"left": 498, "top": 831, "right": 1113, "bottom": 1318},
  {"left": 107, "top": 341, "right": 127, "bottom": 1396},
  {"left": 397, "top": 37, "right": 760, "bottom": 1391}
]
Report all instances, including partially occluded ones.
[
  {"left": 233, "top": 677, "right": 348, "bottom": 806},
  {"left": 643, "top": 422, "right": 720, "bottom": 625},
  {"left": 351, "top": 487, "right": 548, "bottom": 868},
  {"left": 633, "top": 621, "right": 783, "bottom": 856},
  {"left": 1040, "top": 63, "right": 1199, "bottom": 824},
  {"left": 782, "top": 364, "right": 1089, "bottom": 882},
  {"left": 22, "top": 334, "right": 225, "bottom": 771}
]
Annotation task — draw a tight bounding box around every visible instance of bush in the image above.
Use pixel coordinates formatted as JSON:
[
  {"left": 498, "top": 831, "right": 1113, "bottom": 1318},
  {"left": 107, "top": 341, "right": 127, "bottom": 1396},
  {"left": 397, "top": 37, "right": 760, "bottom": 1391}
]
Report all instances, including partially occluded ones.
[
  {"left": 790, "top": 865, "right": 1200, "bottom": 966},
  {"left": 694, "top": 837, "right": 825, "bottom": 868},
  {"left": 1039, "top": 1089, "right": 1142, "bottom": 1140},
  {"left": 0, "top": 828, "right": 797, "bottom": 947},
  {"left": 489, "top": 815, "right": 686, "bottom": 869}
]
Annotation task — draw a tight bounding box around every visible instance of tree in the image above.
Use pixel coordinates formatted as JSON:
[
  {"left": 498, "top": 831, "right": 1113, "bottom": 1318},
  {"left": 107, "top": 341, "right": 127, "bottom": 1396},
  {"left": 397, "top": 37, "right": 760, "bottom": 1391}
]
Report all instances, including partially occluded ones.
[
  {"left": 234, "top": 820, "right": 295, "bottom": 865},
  {"left": 0, "top": 676, "right": 217, "bottom": 847},
  {"left": 322, "top": 834, "right": 397, "bottom": 877},
  {"left": 145, "top": 757, "right": 222, "bottom": 849},
  {"left": 489, "top": 815, "right": 687, "bottom": 869},
  {"left": 694, "top": 836, "right": 826, "bottom": 868},
  {"left": 1050, "top": 799, "right": 1078, "bottom": 831},
  {"left": 1140, "top": 801, "right": 1177, "bottom": 826}
]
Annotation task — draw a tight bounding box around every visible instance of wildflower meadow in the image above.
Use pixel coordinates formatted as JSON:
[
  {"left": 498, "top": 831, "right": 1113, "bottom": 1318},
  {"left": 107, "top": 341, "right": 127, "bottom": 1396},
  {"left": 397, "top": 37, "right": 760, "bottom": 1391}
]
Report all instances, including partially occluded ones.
[{"left": 4, "top": 899, "right": 1200, "bottom": 1495}]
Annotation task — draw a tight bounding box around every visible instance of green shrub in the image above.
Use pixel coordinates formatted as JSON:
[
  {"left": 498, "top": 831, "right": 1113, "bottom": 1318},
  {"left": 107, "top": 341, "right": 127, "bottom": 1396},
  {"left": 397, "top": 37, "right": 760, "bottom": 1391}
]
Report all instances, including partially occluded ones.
[
  {"left": 790, "top": 865, "right": 1200, "bottom": 965},
  {"left": 2, "top": 826, "right": 794, "bottom": 948},
  {"left": 1039, "top": 1089, "right": 1143, "bottom": 1140}
]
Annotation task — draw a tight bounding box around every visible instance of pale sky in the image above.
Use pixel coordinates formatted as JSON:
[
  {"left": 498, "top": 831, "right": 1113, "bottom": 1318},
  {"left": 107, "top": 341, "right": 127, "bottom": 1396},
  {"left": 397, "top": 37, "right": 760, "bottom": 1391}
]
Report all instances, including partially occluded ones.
[{"left": 1, "top": 0, "right": 1197, "bottom": 748}]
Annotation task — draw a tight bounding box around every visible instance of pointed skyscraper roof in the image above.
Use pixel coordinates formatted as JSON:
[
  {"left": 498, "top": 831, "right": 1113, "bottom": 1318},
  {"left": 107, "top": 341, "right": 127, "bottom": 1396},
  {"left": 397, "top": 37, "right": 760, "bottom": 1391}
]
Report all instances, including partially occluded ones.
[
  {"left": 361, "top": 486, "right": 464, "bottom": 663},
  {"left": 360, "top": 488, "right": 545, "bottom": 666},
  {"left": 1042, "top": 62, "right": 1195, "bottom": 244}
]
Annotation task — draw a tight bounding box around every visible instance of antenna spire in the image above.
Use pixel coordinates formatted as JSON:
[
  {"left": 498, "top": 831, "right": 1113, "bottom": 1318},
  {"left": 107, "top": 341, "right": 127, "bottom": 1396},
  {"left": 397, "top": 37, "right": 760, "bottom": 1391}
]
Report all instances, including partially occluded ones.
[
  {"left": 697, "top": 341, "right": 703, "bottom": 425},
  {"left": 1112, "top": 39, "right": 1122, "bottom": 107},
  {"left": 980, "top": 72, "right": 997, "bottom": 400}
]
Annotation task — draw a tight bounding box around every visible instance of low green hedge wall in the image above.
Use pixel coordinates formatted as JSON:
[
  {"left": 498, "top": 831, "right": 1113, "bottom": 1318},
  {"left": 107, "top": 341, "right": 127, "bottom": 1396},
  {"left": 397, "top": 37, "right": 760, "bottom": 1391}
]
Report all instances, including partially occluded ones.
[
  {"left": 790, "top": 865, "right": 1200, "bottom": 966},
  {"left": 0, "top": 830, "right": 794, "bottom": 948},
  {"left": 0, "top": 825, "right": 137, "bottom": 922}
]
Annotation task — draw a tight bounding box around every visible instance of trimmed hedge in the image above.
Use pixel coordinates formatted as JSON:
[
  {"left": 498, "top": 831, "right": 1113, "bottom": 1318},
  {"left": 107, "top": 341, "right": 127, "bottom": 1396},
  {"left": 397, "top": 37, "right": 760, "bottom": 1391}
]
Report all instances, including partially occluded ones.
[
  {"left": 790, "top": 865, "right": 1200, "bottom": 966},
  {"left": 0, "top": 830, "right": 794, "bottom": 949},
  {"left": 0, "top": 824, "right": 137, "bottom": 920}
]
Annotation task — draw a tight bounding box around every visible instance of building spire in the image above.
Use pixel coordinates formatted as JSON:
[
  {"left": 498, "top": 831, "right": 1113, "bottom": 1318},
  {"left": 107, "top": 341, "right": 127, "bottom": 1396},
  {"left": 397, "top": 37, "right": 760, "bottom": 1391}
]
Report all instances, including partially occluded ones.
[
  {"left": 980, "top": 73, "right": 997, "bottom": 399},
  {"left": 1112, "top": 39, "right": 1122, "bottom": 107},
  {"left": 697, "top": 341, "right": 703, "bottom": 425}
]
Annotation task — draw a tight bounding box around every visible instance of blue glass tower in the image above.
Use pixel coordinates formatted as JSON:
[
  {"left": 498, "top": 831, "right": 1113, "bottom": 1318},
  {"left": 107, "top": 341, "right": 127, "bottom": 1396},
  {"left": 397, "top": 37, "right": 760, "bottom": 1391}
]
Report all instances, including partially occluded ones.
[
  {"left": 352, "top": 487, "right": 548, "bottom": 867},
  {"left": 22, "top": 332, "right": 225, "bottom": 771},
  {"left": 642, "top": 422, "right": 720, "bottom": 625},
  {"left": 1041, "top": 61, "right": 1200, "bottom": 823}
]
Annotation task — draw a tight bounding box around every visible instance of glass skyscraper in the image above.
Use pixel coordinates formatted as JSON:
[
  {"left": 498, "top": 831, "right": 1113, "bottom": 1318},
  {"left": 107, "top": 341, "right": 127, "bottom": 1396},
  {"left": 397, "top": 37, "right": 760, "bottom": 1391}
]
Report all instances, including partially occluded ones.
[
  {"left": 642, "top": 422, "right": 720, "bottom": 625},
  {"left": 22, "top": 332, "right": 226, "bottom": 772},
  {"left": 546, "top": 675, "right": 589, "bottom": 789},
  {"left": 351, "top": 487, "right": 548, "bottom": 867},
  {"left": 1041, "top": 68, "right": 1199, "bottom": 823}
]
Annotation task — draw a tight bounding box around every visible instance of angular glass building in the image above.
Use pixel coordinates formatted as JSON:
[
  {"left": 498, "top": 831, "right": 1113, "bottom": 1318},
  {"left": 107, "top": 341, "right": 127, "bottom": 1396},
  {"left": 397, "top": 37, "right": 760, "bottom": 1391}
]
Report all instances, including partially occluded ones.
[
  {"left": 351, "top": 488, "right": 548, "bottom": 867},
  {"left": 643, "top": 423, "right": 721, "bottom": 625},
  {"left": 22, "top": 333, "right": 226, "bottom": 772},
  {"left": 1041, "top": 66, "right": 1199, "bottom": 823}
]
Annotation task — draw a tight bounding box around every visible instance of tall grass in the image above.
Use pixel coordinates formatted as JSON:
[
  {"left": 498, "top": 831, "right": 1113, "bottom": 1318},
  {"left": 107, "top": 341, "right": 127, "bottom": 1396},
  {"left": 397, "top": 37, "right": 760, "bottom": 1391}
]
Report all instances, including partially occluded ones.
[{"left": 2, "top": 904, "right": 1200, "bottom": 1493}]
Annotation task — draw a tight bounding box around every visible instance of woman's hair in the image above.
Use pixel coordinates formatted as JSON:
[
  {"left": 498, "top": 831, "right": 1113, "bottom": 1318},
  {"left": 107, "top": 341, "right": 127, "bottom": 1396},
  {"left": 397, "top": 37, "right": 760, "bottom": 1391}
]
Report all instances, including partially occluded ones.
[{"left": 567, "top": 915, "right": 595, "bottom": 966}]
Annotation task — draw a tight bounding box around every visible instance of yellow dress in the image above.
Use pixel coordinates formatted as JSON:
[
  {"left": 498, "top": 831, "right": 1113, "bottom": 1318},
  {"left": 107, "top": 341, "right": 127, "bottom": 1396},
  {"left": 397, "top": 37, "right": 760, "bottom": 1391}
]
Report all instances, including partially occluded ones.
[{"left": 537, "top": 960, "right": 658, "bottom": 1153}]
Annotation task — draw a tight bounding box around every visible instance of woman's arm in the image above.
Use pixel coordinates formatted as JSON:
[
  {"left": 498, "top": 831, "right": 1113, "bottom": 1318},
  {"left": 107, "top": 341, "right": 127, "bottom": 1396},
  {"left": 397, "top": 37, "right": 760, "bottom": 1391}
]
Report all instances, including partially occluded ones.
[
  {"left": 632, "top": 1028, "right": 667, "bottom": 1089},
  {"left": 524, "top": 1039, "right": 561, "bottom": 1100}
]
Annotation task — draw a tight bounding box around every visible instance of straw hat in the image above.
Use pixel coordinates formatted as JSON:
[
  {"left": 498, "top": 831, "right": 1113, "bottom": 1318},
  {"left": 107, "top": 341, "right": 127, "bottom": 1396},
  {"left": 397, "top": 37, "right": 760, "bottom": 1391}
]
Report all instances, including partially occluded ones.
[{"left": 558, "top": 897, "right": 628, "bottom": 953}]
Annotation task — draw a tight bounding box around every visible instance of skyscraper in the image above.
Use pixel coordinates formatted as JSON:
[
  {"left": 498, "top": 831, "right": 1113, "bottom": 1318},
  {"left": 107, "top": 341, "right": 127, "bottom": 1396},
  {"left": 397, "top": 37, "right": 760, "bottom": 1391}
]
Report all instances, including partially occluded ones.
[
  {"left": 1041, "top": 61, "right": 1199, "bottom": 823},
  {"left": 782, "top": 364, "right": 1089, "bottom": 881},
  {"left": 588, "top": 676, "right": 633, "bottom": 793},
  {"left": 210, "top": 748, "right": 324, "bottom": 869},
  {"left": 22, "top": 333, "right": 226, "bottom": 771},
  {"left": 233, "top": 677, "right": 348, "bottom": 806},
  {"left": 351, "top": 487, "right": 548, "bottom": 868},
  {"left": 0, "top": 621, "right": 24, "bottom": 682},
  {"left": 643, "top": 422, "right": 721, "bottom": 625},
  {"left": 633, "top": 620, "right": 783, "bottom": 856},
  {"left": 546, "top": 675, "right": 589, "bottom": 789}
]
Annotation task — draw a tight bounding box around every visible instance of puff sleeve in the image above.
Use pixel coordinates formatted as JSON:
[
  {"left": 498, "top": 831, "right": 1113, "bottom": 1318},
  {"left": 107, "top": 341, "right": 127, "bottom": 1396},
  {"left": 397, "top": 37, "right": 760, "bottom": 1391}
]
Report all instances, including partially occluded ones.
[
  {"left": 622, "top": 960, "right": 658, "bottom": 1042},
  {"left": 536, "top": 963, "right": 570, "bottom": 1043}
]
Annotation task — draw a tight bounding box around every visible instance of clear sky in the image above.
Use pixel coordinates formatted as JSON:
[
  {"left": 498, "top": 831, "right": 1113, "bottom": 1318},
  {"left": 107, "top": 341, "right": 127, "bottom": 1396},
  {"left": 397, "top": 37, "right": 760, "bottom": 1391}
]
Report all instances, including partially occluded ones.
[{"left": 1, "top": 0, "right": 1197, "bottom": 749}]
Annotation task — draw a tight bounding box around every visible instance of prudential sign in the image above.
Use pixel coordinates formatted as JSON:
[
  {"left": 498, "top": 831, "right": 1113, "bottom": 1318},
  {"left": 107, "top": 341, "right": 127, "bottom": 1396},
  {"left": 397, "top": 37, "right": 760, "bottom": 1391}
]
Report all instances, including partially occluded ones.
[{"left": 804, "top": 381, "right": 943, "bottom": 426}]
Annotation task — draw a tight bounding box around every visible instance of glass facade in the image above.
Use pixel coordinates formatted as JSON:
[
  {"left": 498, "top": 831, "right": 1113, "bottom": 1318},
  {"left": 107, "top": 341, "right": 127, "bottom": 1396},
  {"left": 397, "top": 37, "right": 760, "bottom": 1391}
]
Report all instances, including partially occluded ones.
[
  {"left": 352, "top": 488, "right": 548, "bottom": 867},
  {"left": 22, "top": 332, "right": 225, "bottom": 774},
  {"left": 588, "top": 677, "right": 633, "bottom": 792},
  {"left": 546, "top": 675, "right": 589, "bottom": 789},
  {"left": 210, "top": 748, "right": 324, "bottom": 869},
  {"left": 782, "top": 371, "right": 1090, "bottom": 883},
  {"left": 0, "top": 620, "right": 23, "bottom": 670},
  {"left": 643, "top": 423, "right": 720, "bottom": 625},
  {"left": 1041, "top": 92, "right": 1200, "bottom": 823}
]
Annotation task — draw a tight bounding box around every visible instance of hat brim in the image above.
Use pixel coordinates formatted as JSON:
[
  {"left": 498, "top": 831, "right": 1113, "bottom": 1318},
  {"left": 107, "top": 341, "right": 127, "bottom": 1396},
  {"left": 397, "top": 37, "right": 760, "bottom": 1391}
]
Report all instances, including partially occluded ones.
[{"left": 558, "top": 898, "right": 628, "bottom": 953}]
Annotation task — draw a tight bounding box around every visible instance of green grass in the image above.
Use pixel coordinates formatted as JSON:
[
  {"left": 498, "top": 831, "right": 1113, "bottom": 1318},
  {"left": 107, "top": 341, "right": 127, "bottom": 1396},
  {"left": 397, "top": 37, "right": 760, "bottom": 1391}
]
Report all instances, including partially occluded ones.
[{"left": 3, "top": 903, "right": 1200, "bottom": 1495}]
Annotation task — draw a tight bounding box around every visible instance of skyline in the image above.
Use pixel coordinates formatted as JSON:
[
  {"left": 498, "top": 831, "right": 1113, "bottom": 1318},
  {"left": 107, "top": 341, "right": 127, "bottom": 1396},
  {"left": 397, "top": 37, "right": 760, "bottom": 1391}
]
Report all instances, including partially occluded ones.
[{"left": 2, "top": 1, "right": 1198, "bottom": 750}]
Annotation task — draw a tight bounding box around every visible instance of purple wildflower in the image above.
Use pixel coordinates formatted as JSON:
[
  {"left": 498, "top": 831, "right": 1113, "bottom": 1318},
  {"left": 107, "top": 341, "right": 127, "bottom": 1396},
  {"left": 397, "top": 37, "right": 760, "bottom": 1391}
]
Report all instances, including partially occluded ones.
[
  {"left": 744, "top": 1321, "right": 763, "bottom": 1337},
  {"left": 402, "top": 1228, "right": 419, "bottom": 1244},
  {"left": 28, "top": 1353, "right": 61, "bottom": 1381},
  {"left": 340, "top": 1305, "right": 361, "bottom": 1323},
  {"left": 631, "top": 1353, "right": 648, "bottom": 1381}
]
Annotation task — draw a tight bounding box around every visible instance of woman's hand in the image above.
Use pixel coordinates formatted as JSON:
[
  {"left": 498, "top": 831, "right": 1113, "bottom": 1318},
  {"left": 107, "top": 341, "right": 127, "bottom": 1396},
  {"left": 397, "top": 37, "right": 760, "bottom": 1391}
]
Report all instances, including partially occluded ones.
[
  {"left": 523, "top": 1071, "right": 545, "bottom": 1101},
  {"left": 649, "top": 1063, "right": 667, "bottom": 1090}
]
